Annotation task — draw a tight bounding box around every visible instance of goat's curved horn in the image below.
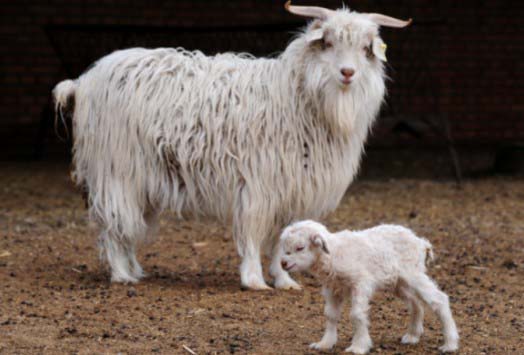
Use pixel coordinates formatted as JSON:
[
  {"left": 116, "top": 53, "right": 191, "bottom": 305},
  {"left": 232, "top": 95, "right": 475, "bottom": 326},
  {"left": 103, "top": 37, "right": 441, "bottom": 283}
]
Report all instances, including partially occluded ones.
[
  {"left": 367, "top": 13, "right": 412, "bottom": 28},
  {"left": 285, "top": 1, "right": 335, "bottom": 21}
]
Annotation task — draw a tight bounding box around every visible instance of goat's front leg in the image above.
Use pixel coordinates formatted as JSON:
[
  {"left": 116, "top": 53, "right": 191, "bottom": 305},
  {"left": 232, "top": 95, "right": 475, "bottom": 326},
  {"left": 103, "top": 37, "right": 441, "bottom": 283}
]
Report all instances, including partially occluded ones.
[
  {"left": 239, "top": 244, "right": 271, "bottom": 290},
  {"left": 346, "top": 284, "right": 374, "bottom": 354},
  {"left": 234, "top": 211, "right": 272, "bottom": 290},
  {"left": 310, "top": 287, "right": 344, "bottom": 350}
]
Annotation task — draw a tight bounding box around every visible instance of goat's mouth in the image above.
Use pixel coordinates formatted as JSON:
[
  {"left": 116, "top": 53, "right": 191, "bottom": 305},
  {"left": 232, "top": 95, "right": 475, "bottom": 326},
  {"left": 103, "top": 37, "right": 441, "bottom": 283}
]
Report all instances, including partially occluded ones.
[
  {"left": 338, "top": 78, "right": 353, "bottom": 90},
  {"left": 284, "top": 263, "right": 296, "bottom": 271}
]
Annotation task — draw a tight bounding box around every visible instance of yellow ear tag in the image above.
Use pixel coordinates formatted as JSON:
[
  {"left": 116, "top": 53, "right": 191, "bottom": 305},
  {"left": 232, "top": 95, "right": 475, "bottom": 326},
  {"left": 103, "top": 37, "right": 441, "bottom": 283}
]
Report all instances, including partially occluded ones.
[{"left": 372, "top": 38, "right": 388, "bottom": 62}]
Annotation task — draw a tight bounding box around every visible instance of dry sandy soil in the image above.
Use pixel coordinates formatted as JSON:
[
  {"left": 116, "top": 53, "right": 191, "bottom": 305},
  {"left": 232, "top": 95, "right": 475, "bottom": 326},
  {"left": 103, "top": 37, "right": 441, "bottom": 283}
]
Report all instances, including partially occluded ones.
[{"left": 0, "top": 162, "right": 523, "bottom": 354}]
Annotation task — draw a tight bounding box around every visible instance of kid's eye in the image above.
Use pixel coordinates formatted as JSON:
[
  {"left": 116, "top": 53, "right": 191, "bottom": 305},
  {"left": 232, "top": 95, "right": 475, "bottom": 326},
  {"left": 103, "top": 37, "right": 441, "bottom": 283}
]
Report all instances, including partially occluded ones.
[{"left": 296, "top": 246, "right": 305, "bottom": 252}]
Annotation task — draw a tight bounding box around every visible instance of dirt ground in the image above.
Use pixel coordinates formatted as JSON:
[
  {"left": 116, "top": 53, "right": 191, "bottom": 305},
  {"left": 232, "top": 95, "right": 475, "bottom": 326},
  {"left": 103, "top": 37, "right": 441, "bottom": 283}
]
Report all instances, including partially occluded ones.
[{"left": 0, "top": 162, "right": 523, "bottom": 354}]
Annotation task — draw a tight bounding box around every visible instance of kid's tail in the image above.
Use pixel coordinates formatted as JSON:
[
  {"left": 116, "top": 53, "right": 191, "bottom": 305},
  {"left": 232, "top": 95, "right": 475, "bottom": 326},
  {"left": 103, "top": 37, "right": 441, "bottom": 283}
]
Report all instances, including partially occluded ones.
[{"left": 422, "top": 238, "right": 435, "bottom": 265}]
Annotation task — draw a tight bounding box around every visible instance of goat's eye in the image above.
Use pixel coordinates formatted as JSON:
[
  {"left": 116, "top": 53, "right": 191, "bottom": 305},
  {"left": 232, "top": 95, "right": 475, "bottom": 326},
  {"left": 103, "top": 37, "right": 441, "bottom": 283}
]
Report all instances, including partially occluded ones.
[
  {"left": 322, "top": 40, "right": 333, "bottom": 50},
  {"left": 296, "top": 246, "right": 305, "bottom": 252}
]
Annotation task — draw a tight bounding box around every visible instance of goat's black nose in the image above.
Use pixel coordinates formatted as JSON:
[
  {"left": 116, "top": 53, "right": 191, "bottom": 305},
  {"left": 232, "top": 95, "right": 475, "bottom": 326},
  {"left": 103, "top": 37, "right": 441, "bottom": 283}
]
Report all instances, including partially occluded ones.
[
  {"left": 340, "top": 68, "right": 355, "bottom": 78},
  {"left": 281, "top": 260, "right": 288, "bottom": 269}
]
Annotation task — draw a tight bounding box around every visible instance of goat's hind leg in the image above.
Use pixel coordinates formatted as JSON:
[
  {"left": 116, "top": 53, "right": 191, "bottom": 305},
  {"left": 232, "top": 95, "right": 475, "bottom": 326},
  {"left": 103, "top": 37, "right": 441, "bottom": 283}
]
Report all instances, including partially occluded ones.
[
  {"left": 99, "top": 230, "right": 139, "bottom": 283},
  {"left": 396, "top": 283, "right": 424, "bottom": 345},
  {"left": 128, "top": 209, "right": 161, "bottom": 279},
  {"left": 404, "top": 273, "right": 459, "bottom": 352},
  {"left": 98, "top": 207, "right": 159, "bottom": 283}
]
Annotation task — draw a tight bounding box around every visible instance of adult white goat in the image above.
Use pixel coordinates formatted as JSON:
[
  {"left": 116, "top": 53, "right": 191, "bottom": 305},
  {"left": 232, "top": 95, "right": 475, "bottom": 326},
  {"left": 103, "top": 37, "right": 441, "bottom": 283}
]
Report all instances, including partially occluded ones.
[{"left": 52, "top": 2, "right": 411, "bottom": 290}]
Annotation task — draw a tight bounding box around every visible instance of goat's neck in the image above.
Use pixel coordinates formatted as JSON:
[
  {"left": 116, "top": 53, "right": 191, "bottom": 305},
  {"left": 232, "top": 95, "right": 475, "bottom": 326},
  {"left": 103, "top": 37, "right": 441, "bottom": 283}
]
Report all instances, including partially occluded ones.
[{"left": 310, "top": 254, "right": 335, "bottom": 281}]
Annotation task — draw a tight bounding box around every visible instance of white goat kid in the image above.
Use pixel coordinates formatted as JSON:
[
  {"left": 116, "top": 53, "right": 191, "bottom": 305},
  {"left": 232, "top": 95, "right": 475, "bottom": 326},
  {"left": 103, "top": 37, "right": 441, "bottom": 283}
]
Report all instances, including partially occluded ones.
[
  {"left": 280, "top": 220, "right": 459, "bottom": 354},
  {"left": 52, "top": 2, "right": 410, "bottom": 290}
]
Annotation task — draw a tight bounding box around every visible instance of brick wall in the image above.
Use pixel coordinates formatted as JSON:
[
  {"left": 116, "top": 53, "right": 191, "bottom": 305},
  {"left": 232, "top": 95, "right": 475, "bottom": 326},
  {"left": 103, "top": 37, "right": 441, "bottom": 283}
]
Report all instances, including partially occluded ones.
[{"left": 1, "top": 0, "right": 522, "bottom": 159}]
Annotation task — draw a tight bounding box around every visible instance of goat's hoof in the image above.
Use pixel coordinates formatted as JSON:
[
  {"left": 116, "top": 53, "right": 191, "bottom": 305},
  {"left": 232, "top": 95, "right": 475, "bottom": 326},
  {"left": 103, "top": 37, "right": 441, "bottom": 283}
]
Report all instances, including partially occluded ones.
[
  {"left": 439, "top": 343, "right": 459, "bottom": 353},
  {"left": 274, "top": 277, "right": 302, "bottom": 290},
  {"left": 310, "top": 342, "right": 334, "bottom": 351},
  {"left": 130, "top": 268, "right": 146, "bottom": 280},
  {"left": 240, "top": 279, "right": 273, "bottom": 291},
  {"left": 401, "top": 333, "right": 421, "bottom": 344},
  {"left": 345, "top": 344, "right": 371, "bottom": 354},
  {"left": 111, "top": 274, "right": 139, "bottom": 284}
]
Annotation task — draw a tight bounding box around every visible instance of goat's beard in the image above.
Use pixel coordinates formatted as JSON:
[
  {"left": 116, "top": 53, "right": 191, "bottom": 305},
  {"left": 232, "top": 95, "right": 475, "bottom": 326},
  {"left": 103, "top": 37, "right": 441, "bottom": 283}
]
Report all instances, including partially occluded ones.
[
  {"left": 302, "top": 66, "right": 360, "bottom": 137},
  {"left": 323, "top": 83, "right": 357, "bottom": 136}
]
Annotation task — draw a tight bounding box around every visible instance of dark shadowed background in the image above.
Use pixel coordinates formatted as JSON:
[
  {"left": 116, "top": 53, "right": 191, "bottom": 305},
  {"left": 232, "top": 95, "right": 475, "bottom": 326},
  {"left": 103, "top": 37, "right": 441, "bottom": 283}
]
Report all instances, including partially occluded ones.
[{"left": 1, "top": 0, "right": 522, "bottom": 177}]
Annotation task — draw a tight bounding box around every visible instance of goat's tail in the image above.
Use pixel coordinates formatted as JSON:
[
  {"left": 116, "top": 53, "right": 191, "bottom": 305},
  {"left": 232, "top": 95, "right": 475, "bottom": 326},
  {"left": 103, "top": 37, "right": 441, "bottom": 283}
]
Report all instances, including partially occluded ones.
[
  {"left": 422, "top": 238, "right": 435, "bottom": 266},
  {"left": 52, "top": 79, "right": 77, "bottom": 139}
]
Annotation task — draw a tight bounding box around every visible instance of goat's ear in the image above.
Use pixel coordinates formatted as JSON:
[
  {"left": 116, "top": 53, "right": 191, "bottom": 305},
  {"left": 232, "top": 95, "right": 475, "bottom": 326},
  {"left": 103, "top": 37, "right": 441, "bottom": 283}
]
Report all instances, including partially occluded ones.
[
  {"left": 305, "top": 28, "right": 324, "bottom": 43},
  {"left": 372, "top": 38, "right": 388, "bottom": 62},
  {"left": 310, "top": 234, "right": 330, "bottom": 254}
]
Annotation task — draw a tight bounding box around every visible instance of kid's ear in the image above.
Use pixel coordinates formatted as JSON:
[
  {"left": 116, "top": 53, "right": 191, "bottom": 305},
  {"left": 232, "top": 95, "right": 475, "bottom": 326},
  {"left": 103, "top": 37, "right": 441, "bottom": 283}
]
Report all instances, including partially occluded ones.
[{"left": 310, "top": 234, "right": 330, "bottom": 254}]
